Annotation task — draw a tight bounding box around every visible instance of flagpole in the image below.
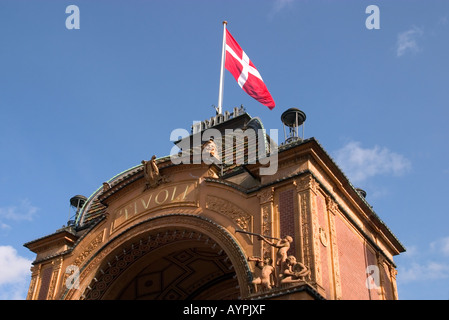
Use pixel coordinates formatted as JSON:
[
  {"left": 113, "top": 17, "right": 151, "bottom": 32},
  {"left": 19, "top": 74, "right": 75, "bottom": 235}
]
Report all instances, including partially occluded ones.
[{"left": 217, "top": 20, "right": 227, "bottom": 115}]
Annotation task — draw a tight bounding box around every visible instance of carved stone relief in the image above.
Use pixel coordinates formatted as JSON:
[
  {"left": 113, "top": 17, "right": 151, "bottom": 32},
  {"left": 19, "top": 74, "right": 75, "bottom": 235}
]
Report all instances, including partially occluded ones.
[
  {"left": 257, "top": 187, "right": 274, "bottom": 205},
  {"left": 257, "top": 188, "right": 274, "bottom": 259},
  {"left": 47, "top": 257, "right": 63, "bottom": 300},
  {"left": 247, "top": 235, "right": 310, "bottom": 294},
  {"left": 26, "top": 266, "right": 39, "bottom": 300},
  {"left": 73, "top": 231, "right": 105, "bottom": 267},
  {"left": 294, "top": 174, "right": 318, "bottom": 195},
  {"left": 205, "top": 195, "right": 252, "bottom": 232}
]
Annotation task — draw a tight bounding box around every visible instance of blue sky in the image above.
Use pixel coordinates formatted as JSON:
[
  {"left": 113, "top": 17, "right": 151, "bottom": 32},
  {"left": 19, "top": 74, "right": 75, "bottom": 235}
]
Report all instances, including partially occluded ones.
[{"left": 0, "top": 0, "right": 448, "bottom": 300}]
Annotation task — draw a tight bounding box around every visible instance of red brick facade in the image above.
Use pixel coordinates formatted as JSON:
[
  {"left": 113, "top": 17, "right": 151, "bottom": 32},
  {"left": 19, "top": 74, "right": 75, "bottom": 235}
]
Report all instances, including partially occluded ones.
[
  {"left": 279, "top": 189, "right": 295, "bottom": 256},
  {"left": 37, "top": 267, "right": 52, "bottom": 300},
  {"left": 335, "top": 214, "right": 370, "bottom": 299},
  {"left": 269, "top": 176, "right": 399, "bottom": 300}
]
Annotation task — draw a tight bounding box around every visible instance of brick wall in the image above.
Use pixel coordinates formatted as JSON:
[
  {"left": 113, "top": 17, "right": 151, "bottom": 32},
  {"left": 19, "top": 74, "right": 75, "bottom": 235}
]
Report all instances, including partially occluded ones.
[
  {"left": 365, "top": 247, "right": 381, "bottom": 300},
  {"left": 279, "top": 189, "right": 295, "bottom": 256},
  {"left": 278, "top": 188, "right": 389, "bottom": 300},
  {"left": 382, "top": 263, "right": 393, "bottom": 299},
  {"left": 37, "top": 267, "right": 53, "bottom": 300},
  {"left": 335, "top": 214, "right": 371, "bottom": 300}
]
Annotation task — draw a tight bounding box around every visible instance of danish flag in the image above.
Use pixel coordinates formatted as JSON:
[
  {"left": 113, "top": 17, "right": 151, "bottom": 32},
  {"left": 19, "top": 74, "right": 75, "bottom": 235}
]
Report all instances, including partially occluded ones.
[{"left": 224, "top": 29, "right": 275, "bottom": 110}]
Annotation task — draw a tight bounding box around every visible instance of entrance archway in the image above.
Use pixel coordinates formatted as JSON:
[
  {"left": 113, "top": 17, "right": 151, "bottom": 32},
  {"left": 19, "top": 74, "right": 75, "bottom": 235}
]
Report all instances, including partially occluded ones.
[{"left": 82, "top": 214, "right": 251, "bottom": 300}]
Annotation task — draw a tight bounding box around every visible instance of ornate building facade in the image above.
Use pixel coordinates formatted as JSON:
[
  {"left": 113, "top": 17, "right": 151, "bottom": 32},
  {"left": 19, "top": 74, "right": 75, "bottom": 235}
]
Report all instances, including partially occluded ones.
[{"left": 24, "top": 107, "right": 405, "bottom": 300}]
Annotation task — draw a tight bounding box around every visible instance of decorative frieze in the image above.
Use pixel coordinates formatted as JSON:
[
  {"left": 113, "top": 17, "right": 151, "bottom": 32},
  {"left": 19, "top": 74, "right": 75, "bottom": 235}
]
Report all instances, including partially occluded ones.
[
  {"left": 257, "top": 187, "right": 274, "bottom": 205},
  {"left": 294, "top": 174, "right": 318, "bottom": 195},
  {"left": 205, "top": 195, "right": 252, "bottom": 232},
  {"left": 74, "top": 231, "right": 105, "bottom": 267},
  {"left": 257, "top": 188, "right": 274, "bottom": 258},
  {"left": 325, "top": 195, "right": 342, "bottom": 299},
  {"left": 310, "top": 187, "right": 323, "bottom": 286},
  {"left": 297, "top": 187, "right": 311, "bottom": 273}
]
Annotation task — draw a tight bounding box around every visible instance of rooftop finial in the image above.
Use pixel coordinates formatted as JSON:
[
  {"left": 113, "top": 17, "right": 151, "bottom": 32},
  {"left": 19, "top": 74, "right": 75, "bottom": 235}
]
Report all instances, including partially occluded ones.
[{"left": 281, "top": 108, "right": 306, "bottom": 144}]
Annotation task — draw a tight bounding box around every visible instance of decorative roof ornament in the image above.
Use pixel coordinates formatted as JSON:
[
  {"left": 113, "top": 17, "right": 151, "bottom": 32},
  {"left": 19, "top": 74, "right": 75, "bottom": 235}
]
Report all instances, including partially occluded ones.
[
  {"left": 102, "top": 182, "right": 111, "bottom": 193},
  {"left": 141, "top": 155, "right": 170, "bottom": 190},
  {"left": 142, "top": 155, "right": 162, "bottom": 190}
]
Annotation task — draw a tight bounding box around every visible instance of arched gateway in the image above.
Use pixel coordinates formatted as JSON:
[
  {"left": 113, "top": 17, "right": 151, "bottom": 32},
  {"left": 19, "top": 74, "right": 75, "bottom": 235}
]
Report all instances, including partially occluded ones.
[
  {"left": 66, "top": 214, "right": 251, "bottom": 300},
  {"left": 25, "top": 108, "right": 405, "bottom": 300}
]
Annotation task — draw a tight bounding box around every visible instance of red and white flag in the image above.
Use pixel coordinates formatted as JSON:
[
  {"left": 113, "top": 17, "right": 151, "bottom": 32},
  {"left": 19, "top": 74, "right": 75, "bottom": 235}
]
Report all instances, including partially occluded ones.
[{"left": 224, "top": 29, "right": 275, "bottom": 110}]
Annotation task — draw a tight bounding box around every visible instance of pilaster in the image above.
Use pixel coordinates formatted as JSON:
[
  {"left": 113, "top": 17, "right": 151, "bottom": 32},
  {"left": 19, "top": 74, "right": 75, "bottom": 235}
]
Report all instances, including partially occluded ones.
[
  {"left": 325, "top": 196, "right": 342, "bottom": 300},
  {"left": 294, "top": 174, "right": 324, "bottom": 296},
  {"left": 257, "top": 187, "right": 274, "bottom": 261}
]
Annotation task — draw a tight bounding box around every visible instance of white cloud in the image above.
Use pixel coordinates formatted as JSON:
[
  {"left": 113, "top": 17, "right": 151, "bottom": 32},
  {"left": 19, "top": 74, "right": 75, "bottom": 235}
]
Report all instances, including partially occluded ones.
[
  {"left": 437, "top": 16, "right": 448, "bottom": 26},
  {"left": 0, "top": 246, "right": 33, "bottom": 300},
  {"left": 402, "top": 245, "right": 418, "bottom": 258},
  {"left": 0, "top": 222, "right": 11, "bottom": 230},
  {"left": 269, "top": 0, "right": 294, "bottom": 17},
  {"left": 398, "top": 261, "right": 449, "bottom": 283},
  {"left": 397, "top": 237, "right": 449, "bottom": 286},
  {"left": 430, "top": 237, "right": 449, "bottom": 256},
  {"left": 0, "top": 199, "right": 38, "bottom": 222},
  {"left": 396, "top": 26, "right": 423, "bottom": 57},
  {"left": 333, "top": 141, "right": 411, "bottom": 183},
  {"left": 273, "top": 0, "right": 294, "bottom": 11}
]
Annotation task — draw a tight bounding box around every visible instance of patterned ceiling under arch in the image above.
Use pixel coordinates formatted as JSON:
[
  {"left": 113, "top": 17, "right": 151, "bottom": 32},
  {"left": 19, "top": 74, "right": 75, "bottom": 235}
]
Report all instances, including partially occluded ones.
[
  {"left": 83, "top": 227, "right": 242, "bottom": 300},
  {"left": 116, "top": 246, "right": 239, "bottom": 300}
]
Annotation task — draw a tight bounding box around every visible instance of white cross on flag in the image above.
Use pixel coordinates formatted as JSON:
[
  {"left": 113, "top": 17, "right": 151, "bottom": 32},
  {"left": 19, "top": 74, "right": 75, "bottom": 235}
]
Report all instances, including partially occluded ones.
[{"left": 225, "top": 29, "right": 275, "bottom": 110}]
